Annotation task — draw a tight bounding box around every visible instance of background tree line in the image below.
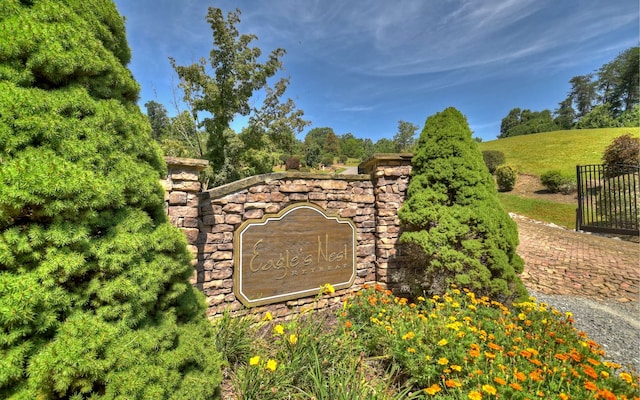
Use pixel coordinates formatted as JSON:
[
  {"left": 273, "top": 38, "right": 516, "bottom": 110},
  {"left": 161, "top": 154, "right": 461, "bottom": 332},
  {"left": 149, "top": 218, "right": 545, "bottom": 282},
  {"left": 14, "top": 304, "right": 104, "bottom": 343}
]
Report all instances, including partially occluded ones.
[{"left": 499, "top": 46, "right": 639, "bottom": 138}]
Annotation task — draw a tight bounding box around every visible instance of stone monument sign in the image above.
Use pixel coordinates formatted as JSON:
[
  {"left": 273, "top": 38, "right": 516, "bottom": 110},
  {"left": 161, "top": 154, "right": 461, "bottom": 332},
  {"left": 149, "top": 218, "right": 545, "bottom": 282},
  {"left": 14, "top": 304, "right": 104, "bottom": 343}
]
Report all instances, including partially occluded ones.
[{"left": 234, "top": 203, "right": 356, "bottom": 307}]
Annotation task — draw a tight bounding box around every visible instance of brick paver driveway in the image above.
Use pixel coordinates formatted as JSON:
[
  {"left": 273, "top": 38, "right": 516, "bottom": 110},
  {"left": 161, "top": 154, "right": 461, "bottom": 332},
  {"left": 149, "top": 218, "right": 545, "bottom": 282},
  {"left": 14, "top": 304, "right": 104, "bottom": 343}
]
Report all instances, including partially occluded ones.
[{"left": 514, "top": 215, "right": 639, "bottom": 303}]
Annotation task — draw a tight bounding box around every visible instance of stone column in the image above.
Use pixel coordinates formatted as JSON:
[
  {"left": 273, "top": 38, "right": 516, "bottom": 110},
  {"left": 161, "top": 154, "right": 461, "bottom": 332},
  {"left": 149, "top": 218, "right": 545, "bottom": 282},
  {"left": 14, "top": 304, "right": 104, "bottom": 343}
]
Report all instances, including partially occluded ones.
[
  {"left": 161, "top": 157, "right": 209, "bottom": 284},
  {"left": 359, "top": 154, "right": 413, "bottom": 293}
]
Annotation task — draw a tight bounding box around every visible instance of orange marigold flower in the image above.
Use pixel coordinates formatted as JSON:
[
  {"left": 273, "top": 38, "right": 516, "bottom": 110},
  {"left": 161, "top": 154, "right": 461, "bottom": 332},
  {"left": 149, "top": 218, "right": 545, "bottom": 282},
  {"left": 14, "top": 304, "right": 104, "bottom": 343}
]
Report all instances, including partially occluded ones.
[
  {"left": 584, "top": 380, "right": 598, "bottom": 391},
  {"left": 597, "top": 388, "right": 617, "bottom": 400},
  {"left": 570, "top": 351, "right": 582, "bottom": 362},
  {"left": 583, "top": 365, "right": 598, "bottom": 380},
  {"left": 529, "top": 358, "right": 543, "bottom": 367},
  {"left": 509, "top": 382, "right": 522, "bottom": 391},
  {"left": 587, "top": 357, "right": 601, "bottom": 366},
  {"left": 514, "top": 371, "right": 527, "bottom": 382},
  {"left": 488, "top": 342, "right": 503, "bottom": 351},
  {"left": 494, "top": 377, "right": 507, "bottom": 385},
  {"left": 529, "top": 370, "right": 544, "bottom": 382},
  {"left": 445, "top": 379, "right": 461, "bottom": 388},
  {"left": 555, "top": 353, "right": 570, "bottom": 361},
  {"left": 407, "top": 347, "right": 416, "bottom": 353},
  {"left": 344, "top": 320, "right": 352, "bottom": 329},
  {"left": 470, "top": 349, "right": 480, "bottom": 358},
  {"left": 519, "top": 350, "right": 532, "bottom": 358},
  {"left": 559, "top": 394, "right": 570, "bottom": 400},
  {"left": 424, "top": 384, "right": 441, "bottom": 395}
]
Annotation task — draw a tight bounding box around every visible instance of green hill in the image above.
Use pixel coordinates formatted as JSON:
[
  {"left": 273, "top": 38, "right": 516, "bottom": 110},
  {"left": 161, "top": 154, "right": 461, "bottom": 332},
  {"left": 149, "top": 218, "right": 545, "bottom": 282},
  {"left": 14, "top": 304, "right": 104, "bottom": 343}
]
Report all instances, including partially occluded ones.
[{"left": 478, "top": 127, "right": 640, "bottom": 178}]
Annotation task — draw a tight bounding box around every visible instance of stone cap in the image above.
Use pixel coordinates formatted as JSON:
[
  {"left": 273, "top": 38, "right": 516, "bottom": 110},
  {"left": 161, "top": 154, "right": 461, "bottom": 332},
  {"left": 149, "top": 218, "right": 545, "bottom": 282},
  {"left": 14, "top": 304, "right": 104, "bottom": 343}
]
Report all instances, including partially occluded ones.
[
  {"left": 358, "top": 153, "right": 413, "bottom": 175},
  {"left": 201, "top": 170, "right": 370, "bottom": 202},
  {"left": 164, "top": 156, "right": 209, "bottom": 171}
]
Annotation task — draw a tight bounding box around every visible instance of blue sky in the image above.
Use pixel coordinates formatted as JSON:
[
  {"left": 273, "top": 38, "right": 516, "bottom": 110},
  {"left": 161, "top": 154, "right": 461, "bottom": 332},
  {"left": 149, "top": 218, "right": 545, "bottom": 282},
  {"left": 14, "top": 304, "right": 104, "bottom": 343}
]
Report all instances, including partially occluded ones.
[{"left": 113, "top": 0, "right": 639, "bottom": 143}]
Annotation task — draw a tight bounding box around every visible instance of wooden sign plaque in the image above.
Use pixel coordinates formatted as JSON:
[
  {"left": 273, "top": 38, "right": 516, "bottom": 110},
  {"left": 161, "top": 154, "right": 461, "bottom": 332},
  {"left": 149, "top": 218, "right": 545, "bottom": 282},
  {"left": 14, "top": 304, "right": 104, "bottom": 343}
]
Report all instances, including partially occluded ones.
[{"left": 234, "top": 203, "right": 356, "bottom": 307}]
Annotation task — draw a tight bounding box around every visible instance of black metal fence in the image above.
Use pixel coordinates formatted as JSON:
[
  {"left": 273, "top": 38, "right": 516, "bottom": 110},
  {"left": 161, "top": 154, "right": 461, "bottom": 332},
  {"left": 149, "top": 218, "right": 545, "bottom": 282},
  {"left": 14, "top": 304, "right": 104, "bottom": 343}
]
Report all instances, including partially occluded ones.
[{"left": 576, "top": 164, "right": 639, "bottom": 236}]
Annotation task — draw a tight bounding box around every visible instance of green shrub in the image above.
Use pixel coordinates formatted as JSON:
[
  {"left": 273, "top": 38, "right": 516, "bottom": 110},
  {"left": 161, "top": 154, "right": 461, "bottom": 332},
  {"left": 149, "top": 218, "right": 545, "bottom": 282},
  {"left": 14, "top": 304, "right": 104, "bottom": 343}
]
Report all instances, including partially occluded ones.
[
  {"left": 320, "top": 154, "right": 335, "bottom": 167},
  {"left": 398, "top": 107, "right": 526, "bottom": 303},
  {"left": 495, "top": 164, "right": 519, "bottom": 192},
  {"left": 482, "top": 150, "right": 506, "bottom": 173},
  {"left": 0, "top": 2, "right": 221, "bottom": 398},
  {"left": 540, "top": 170, "right": 574, "bottom": 193},
  {"left": 602, "top": 134, "right": 640, "bottom": 177}
]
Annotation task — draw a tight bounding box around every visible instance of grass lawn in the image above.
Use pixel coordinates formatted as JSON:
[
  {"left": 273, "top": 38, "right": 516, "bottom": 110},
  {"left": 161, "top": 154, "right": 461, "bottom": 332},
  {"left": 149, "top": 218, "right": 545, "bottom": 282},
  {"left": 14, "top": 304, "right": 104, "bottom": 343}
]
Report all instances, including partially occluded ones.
[
  {"left": 478, "top": 127, "right": 639, "bottom": 178},
  {"left": 498, "top": 193, "right": 577, "bottom": 229}
]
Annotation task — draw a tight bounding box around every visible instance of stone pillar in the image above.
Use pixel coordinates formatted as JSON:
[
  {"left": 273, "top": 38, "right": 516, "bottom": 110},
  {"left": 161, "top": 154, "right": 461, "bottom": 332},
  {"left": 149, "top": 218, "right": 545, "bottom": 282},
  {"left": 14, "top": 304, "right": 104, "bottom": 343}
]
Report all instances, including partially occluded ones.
[
  {"left": 359, "top": 154, "right": 413, "bottom": 293},
  {"left": 161, "top": 157, "right": 209, "bottom": 284}
]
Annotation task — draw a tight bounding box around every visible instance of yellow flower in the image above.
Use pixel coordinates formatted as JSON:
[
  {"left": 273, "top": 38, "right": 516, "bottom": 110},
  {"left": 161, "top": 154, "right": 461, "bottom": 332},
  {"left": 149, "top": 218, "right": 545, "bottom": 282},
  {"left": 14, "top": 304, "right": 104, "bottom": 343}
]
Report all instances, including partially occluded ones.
[
  {"left": 402, "top": 332, "right": 415, "bottom": 340},
  {"left": 266, "top": 359, "right": 277, "bottom": 371},
  {"left": 482, "top": 384, "right": 497, "bottom": 395},
  {"left": 407, "top": 347, "right": 416, "bottom": 353},
  {"left": 468, "top": 390, "right": 482, "bottom": 400},
  {"left": 289, "top": 333, "right": 298, "bottom": 345},
  {"left": 438, "top": 338, "right": 448, "bottom": 346},
  {"left": 437, "top": 357, "right": 449, "bottom": 365},
  {"left": 274, "top": 324, "right": 285, "bottom": 335},
  {"left": 321, "top": 283, "right": 335, "bottom": 294},
  {"left": 262, "top": 311, "right": 273, "bottom": 321},
  {"left": 451, "top": 364, "right": 462, "bottom": 372},
  {"left": 620, "top": 372, "right": 633, "bottom": 384},
  {"left": 424, "top": 384, "right": 441, "bottom": 395},
  {"left": 249, "top": 355, "right": 260, "bottom": 366}
]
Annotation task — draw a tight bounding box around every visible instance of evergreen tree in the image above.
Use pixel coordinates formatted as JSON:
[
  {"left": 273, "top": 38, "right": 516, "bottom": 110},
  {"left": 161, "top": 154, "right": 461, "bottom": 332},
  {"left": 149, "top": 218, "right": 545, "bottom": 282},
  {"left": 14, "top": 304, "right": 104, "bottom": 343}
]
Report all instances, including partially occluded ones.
[
  {"left": 398, "top": 108, "right": 526, "bottom": 303},
  {"left": 0, "top": 1, "right": 221, "bottom": 398}
]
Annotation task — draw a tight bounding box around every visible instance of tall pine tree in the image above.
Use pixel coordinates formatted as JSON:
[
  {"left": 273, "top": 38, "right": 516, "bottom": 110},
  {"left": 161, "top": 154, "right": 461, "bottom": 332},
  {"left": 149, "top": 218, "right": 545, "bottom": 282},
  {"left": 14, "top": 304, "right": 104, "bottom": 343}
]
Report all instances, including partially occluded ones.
[
  {"left": 398, "top": 108, "right": 527, "bottom": 303},
  {"left": 0, "top": 1, "right": 221, "bottom": 398}
]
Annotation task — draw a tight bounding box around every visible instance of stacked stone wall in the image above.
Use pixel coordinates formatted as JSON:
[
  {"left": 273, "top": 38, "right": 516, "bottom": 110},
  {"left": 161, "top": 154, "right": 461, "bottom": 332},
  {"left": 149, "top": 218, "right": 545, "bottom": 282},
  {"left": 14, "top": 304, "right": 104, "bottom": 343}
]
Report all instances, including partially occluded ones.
[
  {"left": 360, "top": 154, "right": 413, "bottom": 294},
  {"left": 197, "top": 173, "right": 375, "bottom": 318},
  {"left": 163, "top": 155, "right": 413, "bottom": 319},
  {"left": 161, "top": 157, "right": 209, "bottom": 284}
]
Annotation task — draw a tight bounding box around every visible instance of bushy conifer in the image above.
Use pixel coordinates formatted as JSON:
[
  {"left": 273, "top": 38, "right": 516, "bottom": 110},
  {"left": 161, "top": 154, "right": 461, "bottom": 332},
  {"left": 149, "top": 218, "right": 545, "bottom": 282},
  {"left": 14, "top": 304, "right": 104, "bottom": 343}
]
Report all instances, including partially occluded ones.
[
  {"left": 0, "top": 1, "right": 221, "bottom": 398},
  {"left": 398, "top": 108, "right": 527, "bottom": 303}
]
